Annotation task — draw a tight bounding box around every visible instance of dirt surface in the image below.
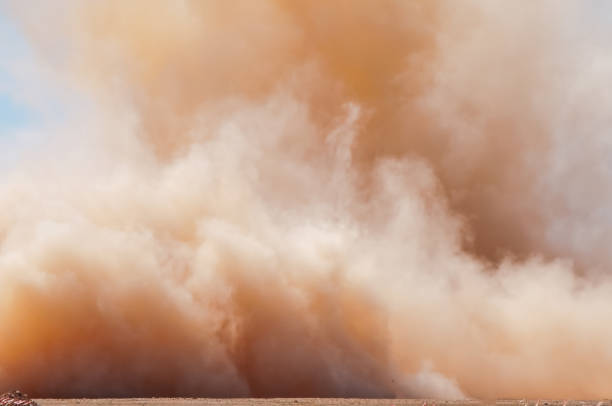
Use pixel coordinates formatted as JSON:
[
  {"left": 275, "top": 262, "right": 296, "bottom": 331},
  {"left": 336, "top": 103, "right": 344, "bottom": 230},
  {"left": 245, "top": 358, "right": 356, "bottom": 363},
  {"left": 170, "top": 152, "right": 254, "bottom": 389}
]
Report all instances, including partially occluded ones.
[{"left": 34, "top": 400, "right": 611, "bottom": 406}]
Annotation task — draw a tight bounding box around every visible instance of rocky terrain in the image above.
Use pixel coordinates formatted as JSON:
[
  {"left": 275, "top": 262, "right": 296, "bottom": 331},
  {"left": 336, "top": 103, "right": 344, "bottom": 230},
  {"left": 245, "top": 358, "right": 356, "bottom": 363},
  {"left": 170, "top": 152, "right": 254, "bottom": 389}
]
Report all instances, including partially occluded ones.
[{"left": 33, "top": 400, "right": 611, "bottom": 406}]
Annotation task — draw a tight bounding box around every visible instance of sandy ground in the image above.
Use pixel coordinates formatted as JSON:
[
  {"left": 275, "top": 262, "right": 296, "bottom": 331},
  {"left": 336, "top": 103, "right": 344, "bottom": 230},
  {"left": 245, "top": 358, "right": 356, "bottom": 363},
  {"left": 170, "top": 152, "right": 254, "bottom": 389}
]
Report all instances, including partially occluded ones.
[{"left": 34, "top": 400, "right": 610, "bottom": 406}]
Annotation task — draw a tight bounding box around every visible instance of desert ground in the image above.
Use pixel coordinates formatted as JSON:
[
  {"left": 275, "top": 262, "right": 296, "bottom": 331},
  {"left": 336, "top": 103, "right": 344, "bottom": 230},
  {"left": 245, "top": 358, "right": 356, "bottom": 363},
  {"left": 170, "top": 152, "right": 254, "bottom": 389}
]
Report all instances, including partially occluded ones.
[{"left": 34, "top": 400, "right": 610, "bottom": 406}]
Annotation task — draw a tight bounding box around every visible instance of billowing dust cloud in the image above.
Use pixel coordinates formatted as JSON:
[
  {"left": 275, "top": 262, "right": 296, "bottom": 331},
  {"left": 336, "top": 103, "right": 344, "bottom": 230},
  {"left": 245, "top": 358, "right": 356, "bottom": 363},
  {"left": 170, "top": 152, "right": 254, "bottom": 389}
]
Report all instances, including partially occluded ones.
[{"left": 2, "top": 0, "right": 612, "bottom": 400}]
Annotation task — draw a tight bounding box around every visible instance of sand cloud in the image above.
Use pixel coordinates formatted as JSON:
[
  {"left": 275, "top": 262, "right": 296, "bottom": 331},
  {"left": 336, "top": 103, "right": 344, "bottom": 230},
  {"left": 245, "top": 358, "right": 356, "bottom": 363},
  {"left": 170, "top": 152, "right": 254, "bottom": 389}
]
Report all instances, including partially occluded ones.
[{"left": 1, "top": 0, "right": 612, "bottom": 399}]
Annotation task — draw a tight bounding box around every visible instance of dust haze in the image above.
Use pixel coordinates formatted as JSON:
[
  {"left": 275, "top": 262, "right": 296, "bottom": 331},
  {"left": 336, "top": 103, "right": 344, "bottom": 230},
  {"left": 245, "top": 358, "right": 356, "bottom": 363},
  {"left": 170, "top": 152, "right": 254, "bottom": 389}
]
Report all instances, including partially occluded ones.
[{"left": 1, "top": 0, "right": 612, "bottom": 400}]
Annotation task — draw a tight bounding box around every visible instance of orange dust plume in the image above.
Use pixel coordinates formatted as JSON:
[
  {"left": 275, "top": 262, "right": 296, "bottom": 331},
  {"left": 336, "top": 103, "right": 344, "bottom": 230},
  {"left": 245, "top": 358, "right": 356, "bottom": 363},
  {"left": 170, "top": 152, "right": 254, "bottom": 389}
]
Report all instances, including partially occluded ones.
[{"left": 1, "top": 0, "right": 612, "bottom": 400}]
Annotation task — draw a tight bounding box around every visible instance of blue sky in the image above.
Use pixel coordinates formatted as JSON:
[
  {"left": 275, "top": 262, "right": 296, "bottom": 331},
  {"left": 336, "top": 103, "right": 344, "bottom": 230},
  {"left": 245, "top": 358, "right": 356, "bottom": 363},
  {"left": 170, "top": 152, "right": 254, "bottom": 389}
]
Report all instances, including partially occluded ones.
[{"left": 0, "top": 8, "right": 35, "bottom": 135}]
